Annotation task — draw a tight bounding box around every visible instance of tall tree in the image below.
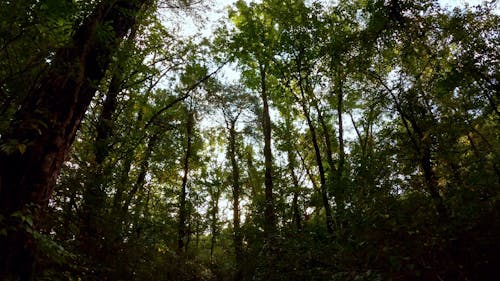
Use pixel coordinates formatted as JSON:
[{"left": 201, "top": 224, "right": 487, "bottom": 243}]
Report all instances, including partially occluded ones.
[
  {"left": 270, "top": 0, "right": 335, "bottom": 233},
  {"left": 224, "top": 0, "right": 280, "bottom": 238},
  {"left": 0, "top": 1, "right": 151, "bottom": 278},
  {"left": 178, "top": 105, "right": 195, "bottom": 253}
]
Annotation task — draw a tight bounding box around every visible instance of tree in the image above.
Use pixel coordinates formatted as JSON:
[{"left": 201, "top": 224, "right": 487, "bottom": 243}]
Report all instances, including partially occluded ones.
[
  {"left": 224, "top": 0, "right": 280, "bottom": 239},
  {"left": 0, "top": 1, "right": 152, "bottom": 278},
  {"left": 1, "top": 0, "right": 499, "bottom": 280}
]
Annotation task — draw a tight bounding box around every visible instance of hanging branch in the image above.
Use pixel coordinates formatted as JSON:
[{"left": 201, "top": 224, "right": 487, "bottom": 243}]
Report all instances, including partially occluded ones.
[{"left": 144, "top": 61, "right": 228, "bottom": 129}]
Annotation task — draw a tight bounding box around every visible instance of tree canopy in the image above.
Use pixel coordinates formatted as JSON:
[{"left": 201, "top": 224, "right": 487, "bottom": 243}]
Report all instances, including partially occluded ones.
[{"left": 0, "top": 0, "right": 499, "bottom": 280}]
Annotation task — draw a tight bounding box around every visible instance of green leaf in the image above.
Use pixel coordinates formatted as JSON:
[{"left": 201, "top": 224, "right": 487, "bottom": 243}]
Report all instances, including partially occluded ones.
[{"left": 17, "top": 143, "right": 26, "bottom": 154}]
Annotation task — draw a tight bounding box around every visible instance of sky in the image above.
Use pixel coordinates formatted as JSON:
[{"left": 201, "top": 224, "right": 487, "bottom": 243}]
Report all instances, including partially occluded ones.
[
  {"left": 177, "top": 0, "right": 498, "bottom": 37},
  {"left": 439, "top": 0, "right": 493, "bottom": 8},
  {"left": 170, "top": 0, "right": 497, "bottom": 221}
]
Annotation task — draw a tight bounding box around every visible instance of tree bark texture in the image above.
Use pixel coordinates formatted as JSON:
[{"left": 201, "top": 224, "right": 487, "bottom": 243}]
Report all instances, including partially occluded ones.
[{"left": 0, "top": 1, "right": 148, "bottom": 279}]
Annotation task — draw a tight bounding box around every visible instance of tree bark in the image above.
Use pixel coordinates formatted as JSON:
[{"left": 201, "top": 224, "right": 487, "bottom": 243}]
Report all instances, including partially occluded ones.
[
  {"left": 209, "top": 188, "right": 220, "bottom": 259},
  {"left": 282, "top": 113, "right": 302, "bottom": 233},
  {"left": 300, "top": 102, "right": 333, "bottom": 233},
  {"left": 121, "top": 133, "right": 157, "bottom": 216},
  {"left": 396, "top": 99, "right": 448, "bottom": 220},
  {"left": 294, "top": 75, "right": 334, "bottom": 234},
  {"left": 335, "top": 78, "right": 346, "bottom": 221},
  {"left": 287, "top": 149, "right": 302, "bottom": 233},
  {"left": 314, "top": 103, "right": 336, "bottom": 182},
  {"left": 80, "top": 30, "right": 135, "bottom": 272},
  {"left": 227, "top": 119, "right": 243, "bottom": 280},
  {"left": 260, "top": 64, "right": 276, "bottom": 238},
  {"left": 178, "top": 110, "right": 194, "bottom": 253},
  {"left": 0, "top": 1, "right": 148, "bottom": 279}
]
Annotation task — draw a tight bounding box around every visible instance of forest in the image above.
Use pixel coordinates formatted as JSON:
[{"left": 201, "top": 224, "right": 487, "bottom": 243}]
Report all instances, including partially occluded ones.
[{"left": 0, "top": 0, "right": 499, "bottom": 280}]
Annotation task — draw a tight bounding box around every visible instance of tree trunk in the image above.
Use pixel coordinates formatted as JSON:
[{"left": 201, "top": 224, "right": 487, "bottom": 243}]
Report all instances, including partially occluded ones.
[
  {"left": 121, "top": 133, "right": 157, "bottom": 216},
  {"left": 314, "top": 103, "right": 336, "bottom": 182},
  {"left": 283, "top": 115, "right": 302, "bottom": 233},
  {"left": 287, "top": 149, "right": 302, "bottom": 233},
  {"left": 245, "top": 147, "right": 260, "bottom": 204},
  {"left": 335, "top": 78, "right": 346, "bottom": 221},
  {"left": 0, "top": 1, "right": 147, "bottom": 279},
  {"left": 260, "top": 64, "right": 276, "bottom": 238},
  {"left": 112, "top": 110, "right": 145, "bottom": 215},
  {"left": 80, "top": 33, "right": 134, "bottom": 273},
  {"left": 209, "top": 192, "right": 219, "bottom": 259},
  {"left": 227, "top": 119, "right": 243, "bottom": 280},
  {"left": 294, "top": 77, "right": 334, "bottom": 234},
  {"left": 398, "top": 104, "right": 448, "bottom": 220},
  {"left": 295, "top": 147, "right": 319, "bottom": 191},
  {"left": 178, "top": 110, "right": 194, "bottom": 253},
  {"left": 300, "top": 102, "right": 333, "bottom": 234}
]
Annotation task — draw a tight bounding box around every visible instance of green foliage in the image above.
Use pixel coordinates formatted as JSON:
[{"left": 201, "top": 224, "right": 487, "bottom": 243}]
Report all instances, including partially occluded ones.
[{"left": 1, "top": 0, "right": 499, "bottom": 280}]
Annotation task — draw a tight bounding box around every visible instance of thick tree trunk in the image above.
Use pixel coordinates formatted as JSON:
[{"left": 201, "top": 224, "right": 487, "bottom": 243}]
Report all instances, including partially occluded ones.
[
  {"left": 420, "top": 142, "right": 448, "bottom": 220},
  {"left": 0, "top": 1, "right": 147, "bottom": 278}
]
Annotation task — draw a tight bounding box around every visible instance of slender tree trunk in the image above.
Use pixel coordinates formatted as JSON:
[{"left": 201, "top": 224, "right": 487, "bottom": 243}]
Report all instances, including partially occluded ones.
[
  {"left": 112, "top": 155, "right": 133, "bottom": 214},
  {"left": 300, "top": 102, "right": 333, "bottom": 233},
  {"left": 185, "top": 207, "right": 192, "bottom": 252},
  {"left": 287, "top": 150, "right": 302, "bottom": 233},
  {"left": 227, "top": 119, "right": 243, "bottom": 280},
  {"left": 282, "top": 115, "right": 302, "bottom": 232},
  {"left": 245, "top": 148, "right": 260, "bottom": 202},
  {"left": 314, "top": 102, "right": 342, "bottom": 227},
  {"left": 314, "top": 103, "right": 336, "bottom": 180},
  {"left": 260, "top": 64, "right": 276, "bottom": 238},
  {"left": 295, "top": 147, "right": 319, "bottom": 191},
  {"left": 335, "top": 78, "right": 346, "bottom": 222},
  {"left": 294, "top": 79, "right": 334, "bottom": 234},
  {"left": 400, "top": 109, "right": 447, "bottom": 220},
  {"left": 112, "top": 111, "right": 145, "bottom": 215},
  {"left": 121, "top": 133, "right": 157, "bottom": 216},
  {"left": 178, "top": 110, "right": 194, "bottom": 253},
  {"left": 210, "top": 193, "right": 219, "bottom": 259},
  {"left": 349, "top": 110, "right": 375, "bottom": 198},
  {"left": 0, "top": 1, "right": 147, "bottom": 279}
]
